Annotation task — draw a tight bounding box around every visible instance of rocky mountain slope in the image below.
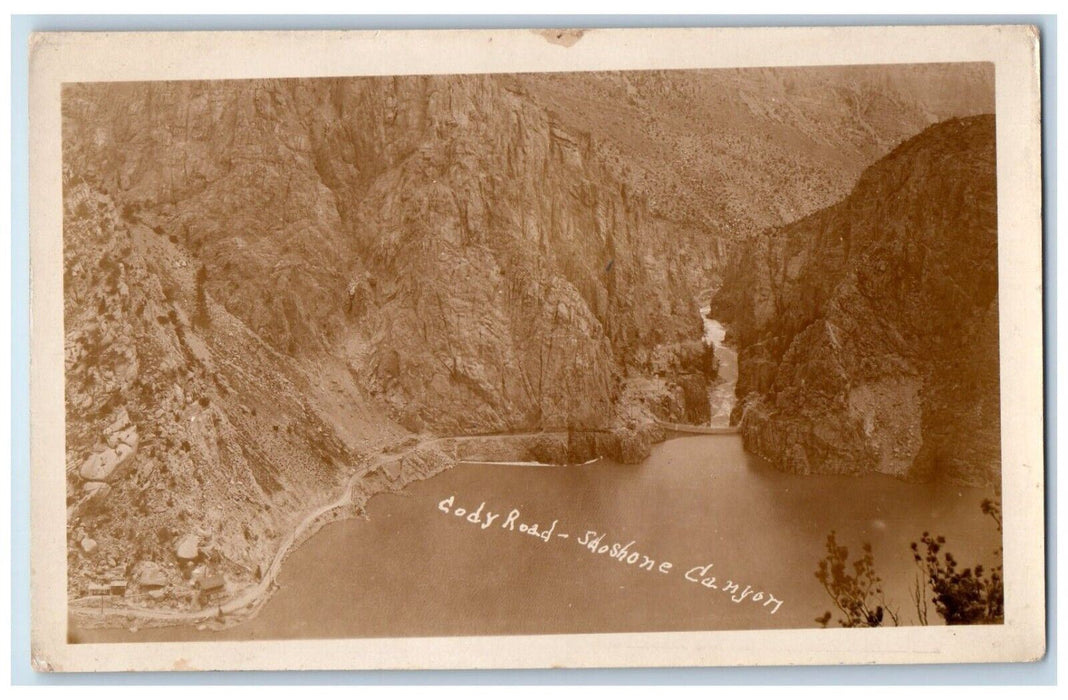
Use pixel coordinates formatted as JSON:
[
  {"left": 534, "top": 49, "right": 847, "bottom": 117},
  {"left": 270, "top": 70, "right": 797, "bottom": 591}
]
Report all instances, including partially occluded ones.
[
  {"left": 61, "top": 65, "right": 994, "bottom": 610},
  {"left": 63, "top": 180, "right": 455, "bottom": 613},
  {"left": 711, "top": 115, "right": 1000, "bottom": 486}
]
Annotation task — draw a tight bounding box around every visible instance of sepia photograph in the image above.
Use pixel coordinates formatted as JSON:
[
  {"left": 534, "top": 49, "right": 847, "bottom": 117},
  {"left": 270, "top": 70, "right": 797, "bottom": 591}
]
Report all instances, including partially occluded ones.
[{"left": 28, "top": 25, "right": 1045, "bottom": 671}]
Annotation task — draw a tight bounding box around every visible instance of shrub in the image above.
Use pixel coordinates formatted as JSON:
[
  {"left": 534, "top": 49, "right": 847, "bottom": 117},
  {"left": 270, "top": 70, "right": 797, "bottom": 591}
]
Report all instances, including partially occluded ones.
[
  {"left": 911, "top": 498, "right": 1003, "bottom": 625},
  {"left": 815, "top": 498, "right": 1004, "bottom": 628},
  {"left": 814, "top": 532, "right": 898, "bottom": 627},
  {"left": 193, "top": 265, "right": 210, "bottom": 329}
]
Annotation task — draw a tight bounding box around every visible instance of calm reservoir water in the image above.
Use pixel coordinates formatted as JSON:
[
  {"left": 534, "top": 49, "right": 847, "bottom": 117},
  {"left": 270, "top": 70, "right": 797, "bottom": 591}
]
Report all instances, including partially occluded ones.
[{"left": 74, "top": 434, "right": 1000, "bottom": 642}]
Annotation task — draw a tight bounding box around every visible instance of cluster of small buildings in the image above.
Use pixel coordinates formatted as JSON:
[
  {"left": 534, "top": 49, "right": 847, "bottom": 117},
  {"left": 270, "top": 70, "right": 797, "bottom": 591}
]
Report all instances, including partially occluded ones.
[
  {"left": 85, "top": 571, "right": 225, "bottom": 600},
  {"left": 86, "top": 581, "right": 126, "bottom": 598}
]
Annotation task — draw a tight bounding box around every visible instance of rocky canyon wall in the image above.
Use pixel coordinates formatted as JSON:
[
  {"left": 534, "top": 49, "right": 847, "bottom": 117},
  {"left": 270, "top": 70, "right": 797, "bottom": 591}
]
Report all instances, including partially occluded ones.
[
  {"left": 63, "top": 65, "right": 994, "bottom": 439},
  {"left": 712, "top": 115, "right": 1000, "bottom": 486}
]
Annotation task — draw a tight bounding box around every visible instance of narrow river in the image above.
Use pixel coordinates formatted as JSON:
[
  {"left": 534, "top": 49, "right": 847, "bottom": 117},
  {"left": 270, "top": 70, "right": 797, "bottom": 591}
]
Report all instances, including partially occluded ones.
[
  {"left": 701, "top": 306, "right": 738, "bottom": 427},
  {"left": 73, "top": 435, "right": 999, "bottom": 642}
]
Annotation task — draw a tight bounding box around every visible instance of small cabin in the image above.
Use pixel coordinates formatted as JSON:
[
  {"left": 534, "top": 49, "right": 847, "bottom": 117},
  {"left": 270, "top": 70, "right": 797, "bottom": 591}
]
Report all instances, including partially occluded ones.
[
  {"left": 108, "top": 580, "right": 128, "bottom": 597},
  {"left": 87, "top": 583, "right": 109, "bottom": 597},
  {"left": 198, "top": 574, "right": 225, "bottom": 593}
]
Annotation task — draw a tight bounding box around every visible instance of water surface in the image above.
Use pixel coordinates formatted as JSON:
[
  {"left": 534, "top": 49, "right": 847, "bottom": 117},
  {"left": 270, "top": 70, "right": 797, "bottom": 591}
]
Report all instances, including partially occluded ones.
[{"left": 73, "top": 435, "right": 1000, "bottom": 642}]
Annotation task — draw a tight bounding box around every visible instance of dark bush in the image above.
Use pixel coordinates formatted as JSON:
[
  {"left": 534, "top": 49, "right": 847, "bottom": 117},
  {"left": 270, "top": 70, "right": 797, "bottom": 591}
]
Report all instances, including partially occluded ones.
[
  {"left": 814, "top": 531, "right": 898, "bottom": 627},
  {"left": 911, "top": 498, "right": 1003, "bottom": 625},
  {"left": 815, "top": 497, "right": 1004, "bottom": 628},
  {"left": 192, "top": 265, "right": 210, "bottom": 329}
]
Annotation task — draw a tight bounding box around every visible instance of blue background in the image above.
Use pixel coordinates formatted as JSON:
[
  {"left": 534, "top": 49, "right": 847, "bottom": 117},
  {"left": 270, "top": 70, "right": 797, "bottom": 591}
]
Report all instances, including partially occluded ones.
[{"left": 9, "top": 13, "right": 1058, "bottom": 685}]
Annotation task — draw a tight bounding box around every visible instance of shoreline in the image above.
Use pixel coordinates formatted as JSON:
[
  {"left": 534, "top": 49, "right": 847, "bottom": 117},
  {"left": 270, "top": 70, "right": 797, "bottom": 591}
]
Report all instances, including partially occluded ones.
[
  {"left": 68, "top": 430, "right": 998, "bottom": 642},
  {"left": 69, "top": 435, "right": 456, "bottom": 632},
  {"left": 70, "top": 464, "right": 374, "bottom": 631},
  {"left": 68, "top": 429, "right": 743, "bottom": 634}
]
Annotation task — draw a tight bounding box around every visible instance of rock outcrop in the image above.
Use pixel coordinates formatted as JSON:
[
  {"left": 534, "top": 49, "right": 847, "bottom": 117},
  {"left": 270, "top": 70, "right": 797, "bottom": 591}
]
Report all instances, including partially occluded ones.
[{"left": 711, "top": 115, "right": 1000, "bottom": 486}]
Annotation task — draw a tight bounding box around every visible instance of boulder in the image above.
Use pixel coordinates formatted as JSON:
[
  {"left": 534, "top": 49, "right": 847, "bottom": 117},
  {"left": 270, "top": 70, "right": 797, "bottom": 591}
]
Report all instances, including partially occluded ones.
[
  {"left": 382, "top": 458, "right": 403, "bottom": 481},
  {"left": 175, "top": 534, "right": 199, "bottom": 560},
  {"left": 104, "top": 407, "right": 131, "bottom": 439},
  {"left": 108, "top": 424, "right": 139, "bottom": 450},
  {"left": 69, "top": 481, "right": 112, "bottom": 518},
  {"left": 80, "top": 537, "right": 98, "bottom": 554},
  {"left": 137, "top": 563, "right": 169, "bottom": 589},
  {"left": 78, "top": 442, "right": 137, "bottom": 482},
  {"left": 80, "top": 481, "right": 112, "bottom": 512}
]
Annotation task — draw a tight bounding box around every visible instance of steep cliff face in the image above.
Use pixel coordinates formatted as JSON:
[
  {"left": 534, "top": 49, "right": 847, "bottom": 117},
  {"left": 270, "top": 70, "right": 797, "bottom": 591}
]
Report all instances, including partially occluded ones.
[
  {"left": 63, "top": 76, "right": 713, "bottom": 438},
  {"left": 62, "top": 66, "right": 993, "bottom": 439},
  {"left": 332, "top": 76, "right": 704, "bottom": 434},
  {"left": 712, "top": 115, "right": 1000, "bottom": 486}
]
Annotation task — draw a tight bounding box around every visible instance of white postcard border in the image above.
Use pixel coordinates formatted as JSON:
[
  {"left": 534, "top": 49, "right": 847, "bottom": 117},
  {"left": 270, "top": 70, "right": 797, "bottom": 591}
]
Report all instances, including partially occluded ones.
[{"left": 29, "top": 25, "right": 1045, "bottom": 671}]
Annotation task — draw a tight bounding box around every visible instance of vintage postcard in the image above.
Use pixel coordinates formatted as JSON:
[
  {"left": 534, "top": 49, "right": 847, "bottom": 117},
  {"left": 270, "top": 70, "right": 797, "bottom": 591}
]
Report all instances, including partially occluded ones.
[{"left": 28, "top": 25, "right": 1045, "bottom": 671}]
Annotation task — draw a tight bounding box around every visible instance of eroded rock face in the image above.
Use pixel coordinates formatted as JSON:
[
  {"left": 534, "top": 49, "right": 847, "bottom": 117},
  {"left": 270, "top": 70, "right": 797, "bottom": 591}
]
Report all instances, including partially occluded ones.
[
  {"left": 63, "top": 77, "right": 708, "bottom": 437},
  {"left": 712, "top": 116, "right": 1000, "bottom": 486},
  {"left": 611, "top": 427, "right": 654, "bottom": 464},
  {"left": 61, "top": 179, "right": 359, "bottom": 608}
]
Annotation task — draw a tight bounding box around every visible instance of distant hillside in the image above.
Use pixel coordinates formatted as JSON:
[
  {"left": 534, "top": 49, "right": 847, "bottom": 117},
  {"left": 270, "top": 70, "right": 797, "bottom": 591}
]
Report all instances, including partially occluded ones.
[{"left": 520, "top": 64, "right": 994, "bottom": 235}]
